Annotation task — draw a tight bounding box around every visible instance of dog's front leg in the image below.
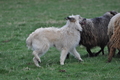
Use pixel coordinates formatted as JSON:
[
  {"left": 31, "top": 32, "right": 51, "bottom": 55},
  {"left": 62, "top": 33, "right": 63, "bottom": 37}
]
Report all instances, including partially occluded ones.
[
  {"left": 60, "top": 48, "right": 69, "bottom": 65},
  {"left": 71, "top": 48, "right": 83, "bottom": 61}
]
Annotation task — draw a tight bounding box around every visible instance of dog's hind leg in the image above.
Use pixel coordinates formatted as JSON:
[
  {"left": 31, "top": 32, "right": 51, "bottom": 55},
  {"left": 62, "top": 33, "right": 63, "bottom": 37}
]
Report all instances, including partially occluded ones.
[
  {"left": 71, "top": 48, "right": 83, "bottom": 61},
  {"left": 33, "top": 43, "right": 50, "bottom": 67},
  {"left": 33, "top": 51, "right": 41, "bottom": 67},
  {"left": 60, "top": 48, "right": 69, "bottom": 65},
  {"left": 33, "top": 57, "right": 41, "bottom": 67}
]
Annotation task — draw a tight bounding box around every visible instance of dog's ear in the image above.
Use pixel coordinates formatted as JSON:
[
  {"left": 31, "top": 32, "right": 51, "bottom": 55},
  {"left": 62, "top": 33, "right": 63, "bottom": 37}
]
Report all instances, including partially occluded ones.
[
  {"left": 109, "top": 11, "right": 117, "bottom": 16},
  {"left": 65, "top": 17, "right": 70, "bottom": 20},
  {"left": 65, "top": 17, "right": 76, "bottom": 22},
  {"left": 80, "top": 18, "right": 86, "bottom": 25}
]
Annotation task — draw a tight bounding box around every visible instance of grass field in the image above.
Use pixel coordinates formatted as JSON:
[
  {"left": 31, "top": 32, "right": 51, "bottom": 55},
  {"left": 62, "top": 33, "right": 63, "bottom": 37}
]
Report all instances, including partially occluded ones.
[{"left": 0, "top": 0, "right": 120, "bottom": 80}]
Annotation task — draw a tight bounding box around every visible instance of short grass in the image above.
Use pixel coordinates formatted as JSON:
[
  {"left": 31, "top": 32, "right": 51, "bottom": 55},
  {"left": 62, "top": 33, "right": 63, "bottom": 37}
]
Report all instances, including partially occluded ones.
[{"left": 0, "top": 0, "right": 120, "bottom": 80}]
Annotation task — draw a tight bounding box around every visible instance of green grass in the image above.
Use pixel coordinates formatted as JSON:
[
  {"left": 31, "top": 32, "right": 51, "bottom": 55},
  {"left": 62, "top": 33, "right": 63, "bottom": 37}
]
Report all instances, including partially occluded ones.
[{"left": 0, "top": 0, "right": 120, "bottom": 80}]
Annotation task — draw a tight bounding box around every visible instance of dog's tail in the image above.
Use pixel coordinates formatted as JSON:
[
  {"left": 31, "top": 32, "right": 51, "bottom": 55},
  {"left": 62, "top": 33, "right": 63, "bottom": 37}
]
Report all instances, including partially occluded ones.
[{"left": 26, "top": 33, "right": 34, "bottom": 50}]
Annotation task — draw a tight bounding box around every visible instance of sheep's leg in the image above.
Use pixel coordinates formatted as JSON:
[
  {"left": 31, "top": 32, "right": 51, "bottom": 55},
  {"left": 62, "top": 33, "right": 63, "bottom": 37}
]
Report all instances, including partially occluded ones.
[
  {"left": 107, "top": 47, "right": 116, "bottom": 62},
  {"left": 94, "top": 49, "right": 102, "bottom": 56},
  {"left": 107, "top": 45, "right": 110, "bottom": 54},
  {"left": 71, "top": 48, "right": 83, "bottom": 61},
  {"left": 107, "top": 45, "right": 116, "bottom": 57},
  {"left": 117, "top": 50, "right": 120, "bottom": 55},
  {"left": 101, "top": 47, "right": 105, "bottom": 55},
  {"left": 86, "top": 48, "right": 94, "bottom": 57},
  {"left": 60, "top": 48, "right": 69, "bottom": 65},
  {"left": 100, "top": 46, "right": 105, "bottom": 55},
  {"left": 95, "top": 47, "right": 104, "bottom": 56}
]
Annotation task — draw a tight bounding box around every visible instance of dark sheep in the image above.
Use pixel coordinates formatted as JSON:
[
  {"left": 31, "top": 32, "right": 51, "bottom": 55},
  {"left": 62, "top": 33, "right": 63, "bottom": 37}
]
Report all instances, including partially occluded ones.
[
  {"left": 66, "top": 11, "right": 117, "bottom": 58},
  {"left": 79, "top": 11, "right": 117, "bottom": 57}
]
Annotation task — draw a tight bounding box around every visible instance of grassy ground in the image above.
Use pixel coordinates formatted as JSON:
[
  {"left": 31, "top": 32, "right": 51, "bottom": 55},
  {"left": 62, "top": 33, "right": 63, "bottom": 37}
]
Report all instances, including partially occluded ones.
[{"left": 0, "top": 0, "right": 120, "bottom": 80}]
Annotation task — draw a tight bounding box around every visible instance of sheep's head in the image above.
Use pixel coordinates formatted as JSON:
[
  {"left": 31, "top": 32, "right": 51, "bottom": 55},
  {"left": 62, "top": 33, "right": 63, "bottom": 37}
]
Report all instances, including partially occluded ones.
[
  {"left": 105, "top": 11, "right": 118, "bottom": 17},
  {"left": 109, "top": 11, "right": 118, "bottom": 15},
  {"left": 65, "top": 15, "right": 82, "bottom": 22},
  {"left": 79, "top": 18, "right": 86, "bottom": 25}
]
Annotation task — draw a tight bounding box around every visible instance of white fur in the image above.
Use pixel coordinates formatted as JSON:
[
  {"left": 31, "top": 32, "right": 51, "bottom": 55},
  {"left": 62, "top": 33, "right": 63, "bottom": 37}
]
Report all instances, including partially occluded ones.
[
  {"left": 26, "top": 15, "right": 83, "bottom": 67},
  {"left": 107, "top": 13, "right": 120, "bottom": 38}
]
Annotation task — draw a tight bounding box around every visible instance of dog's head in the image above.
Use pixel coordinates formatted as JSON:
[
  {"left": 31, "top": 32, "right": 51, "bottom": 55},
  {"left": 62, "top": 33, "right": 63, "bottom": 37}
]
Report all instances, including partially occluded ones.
[
  {"left": 65, "top": 15, "right": 82, "bottom": 22},
  {"left": 65, "top": 15, "right": 83, "bottom": 31}
]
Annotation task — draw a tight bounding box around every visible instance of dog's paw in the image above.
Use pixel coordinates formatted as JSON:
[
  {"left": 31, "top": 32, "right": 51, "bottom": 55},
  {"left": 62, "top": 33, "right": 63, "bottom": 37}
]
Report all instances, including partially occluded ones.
[
  {"left": 60, "top": 63, "right": 64, "bottom": 65},
  {"left": 36, "top": 64, "right": 41, "bottom": 67},
  {"left": 79, "top": 59, "right": 83, "bottom": 62}
]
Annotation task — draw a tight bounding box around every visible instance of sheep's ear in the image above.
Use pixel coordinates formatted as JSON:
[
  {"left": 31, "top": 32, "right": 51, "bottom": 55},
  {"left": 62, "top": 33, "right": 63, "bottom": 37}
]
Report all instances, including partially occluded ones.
[{"left": 109, "top": 11, "right": 117, "bottom": 16}]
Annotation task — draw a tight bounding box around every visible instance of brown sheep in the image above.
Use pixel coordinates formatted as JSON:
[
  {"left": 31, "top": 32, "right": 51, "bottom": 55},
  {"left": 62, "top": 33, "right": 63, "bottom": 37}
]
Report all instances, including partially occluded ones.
[{"left": 107, "top": 14, "right": 120, "bottom": 62}]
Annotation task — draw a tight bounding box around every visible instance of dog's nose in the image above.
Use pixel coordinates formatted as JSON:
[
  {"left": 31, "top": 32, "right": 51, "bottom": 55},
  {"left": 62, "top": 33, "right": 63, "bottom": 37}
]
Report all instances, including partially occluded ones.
[{"left": 65, "top": 17, "right": 70, "bottom": 20}]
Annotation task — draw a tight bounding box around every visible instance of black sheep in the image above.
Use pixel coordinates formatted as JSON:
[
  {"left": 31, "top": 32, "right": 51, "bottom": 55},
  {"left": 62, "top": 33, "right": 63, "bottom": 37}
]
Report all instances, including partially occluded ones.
[{"left": 80, "top": 11, "right": 117, "bottom": 57}]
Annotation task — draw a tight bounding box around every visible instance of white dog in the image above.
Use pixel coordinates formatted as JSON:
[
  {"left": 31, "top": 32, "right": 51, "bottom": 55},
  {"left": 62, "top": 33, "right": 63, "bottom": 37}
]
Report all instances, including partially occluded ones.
[{"left": 26, "top": 15, "right": 83, "bottom": 67}]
